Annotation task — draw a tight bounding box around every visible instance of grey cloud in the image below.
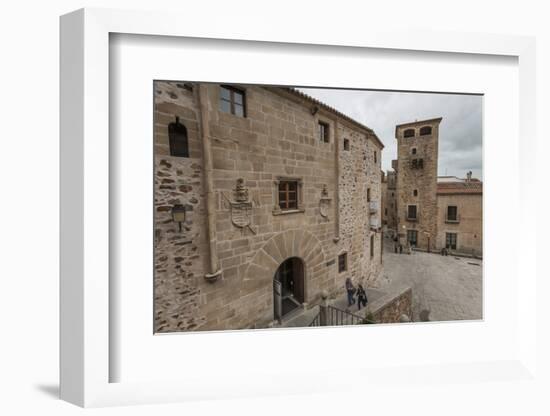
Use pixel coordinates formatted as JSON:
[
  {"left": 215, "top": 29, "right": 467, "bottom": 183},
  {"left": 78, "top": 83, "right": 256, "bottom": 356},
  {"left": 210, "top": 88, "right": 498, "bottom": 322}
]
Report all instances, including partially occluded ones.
[{"left": 298, "top": 88, "right": 483, "bottom": 180}]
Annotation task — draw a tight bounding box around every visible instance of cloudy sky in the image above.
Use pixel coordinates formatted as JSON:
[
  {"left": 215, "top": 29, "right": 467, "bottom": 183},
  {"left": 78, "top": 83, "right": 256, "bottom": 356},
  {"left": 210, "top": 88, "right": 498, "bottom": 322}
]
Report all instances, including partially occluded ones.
[{"left": 298, "top": 88, "right": 483, "bottom": 180}]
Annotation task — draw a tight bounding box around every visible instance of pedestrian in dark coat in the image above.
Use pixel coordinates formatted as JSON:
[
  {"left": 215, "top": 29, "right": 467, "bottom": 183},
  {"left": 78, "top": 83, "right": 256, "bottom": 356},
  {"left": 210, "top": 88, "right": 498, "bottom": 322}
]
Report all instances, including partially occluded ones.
[
  {"left": 356, "top": 284, "right": 368, "bottom": 311},
  {"left": 345, "top": 277, "right": 356, "bottom": 306}
]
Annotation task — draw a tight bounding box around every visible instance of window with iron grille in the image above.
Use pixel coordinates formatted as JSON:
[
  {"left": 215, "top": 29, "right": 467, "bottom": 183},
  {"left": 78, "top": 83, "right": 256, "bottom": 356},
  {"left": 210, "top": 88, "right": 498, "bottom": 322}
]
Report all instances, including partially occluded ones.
[
  {"left": 318, "top": 121, "right": 329, "bottom": 143},
  {"left": 407, "top": 205, "right": 417, "bottom": 220},
  {"left": 407, "top": 230, "right": 418, "bottom": 246},
  {"left": 446, "top": 232, "right": 457, "bottom": 250},
  {"left": 219, "top": 85, "right": 246, "bottom": 117},
  {"left": 278, "top": 181, "right": 298, "bottom": 211},
  {"left": 338, "top": 253, "right": 347, "bottom": 273}
]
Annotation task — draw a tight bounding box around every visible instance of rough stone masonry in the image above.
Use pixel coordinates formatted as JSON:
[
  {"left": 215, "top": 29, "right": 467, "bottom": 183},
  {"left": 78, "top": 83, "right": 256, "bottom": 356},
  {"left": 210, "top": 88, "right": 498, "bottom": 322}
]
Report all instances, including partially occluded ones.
[{"left": 154, "top": 82, "right": 385, "bottom": 332}]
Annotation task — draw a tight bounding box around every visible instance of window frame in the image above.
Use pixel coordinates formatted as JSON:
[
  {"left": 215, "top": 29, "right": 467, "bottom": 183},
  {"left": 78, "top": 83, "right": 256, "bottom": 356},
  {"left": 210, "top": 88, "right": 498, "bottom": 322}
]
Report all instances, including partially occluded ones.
[
  {"left": 407, "top": 229, "right": 418, "bottom": 246},
  {"left": 403, "top": 128, "right": 415, "bottom": 138},
  {"left": 343, "top": 138, "right": 350, "bottom": 151},
  {"left": 338, "top": 252, "right": 347, "bottom": 273},
  {"left": 273, "top": 177, "right": 305, "bottom": 215},
  {"left": 219, "top": 85, "right": 246, "bottom": 117},
  {"left": 318, "top": 120, "right": 330, "bottom": 143},
  {"left": 419, "top": 125, "right": 432, "bottom": 136},
  {"left": 446, "top": 205, "right": 459, "bottom": 223},
  {"left": 446, "top": 232, "right": 458, "bottom": 250},
  {"left": 407, "top": 204, "right": 418, "bottom": 221}
]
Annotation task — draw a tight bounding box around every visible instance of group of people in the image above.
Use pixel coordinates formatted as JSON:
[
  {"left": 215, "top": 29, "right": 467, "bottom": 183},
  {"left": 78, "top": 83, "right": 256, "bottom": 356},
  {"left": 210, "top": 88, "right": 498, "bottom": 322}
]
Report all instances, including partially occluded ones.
[{"left": 344, "top": 277, "right": 368, "bottom": 310}]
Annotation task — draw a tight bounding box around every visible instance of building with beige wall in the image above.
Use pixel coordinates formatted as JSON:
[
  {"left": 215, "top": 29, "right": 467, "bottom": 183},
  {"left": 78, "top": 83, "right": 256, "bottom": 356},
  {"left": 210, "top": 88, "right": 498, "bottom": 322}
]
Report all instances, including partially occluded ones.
[
  {"left": 436, "top": 175, "right": 483, "bottom": 256},
  {"left": 153, "top": 81, "right": 384, "bottom": 332}
]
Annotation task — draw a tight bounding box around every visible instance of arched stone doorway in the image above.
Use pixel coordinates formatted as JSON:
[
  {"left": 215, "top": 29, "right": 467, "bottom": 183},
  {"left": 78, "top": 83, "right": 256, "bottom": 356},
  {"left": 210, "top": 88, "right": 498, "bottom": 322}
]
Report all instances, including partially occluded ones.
[{"left": 273, "top": 257, "right": 304, "bottom": 321}]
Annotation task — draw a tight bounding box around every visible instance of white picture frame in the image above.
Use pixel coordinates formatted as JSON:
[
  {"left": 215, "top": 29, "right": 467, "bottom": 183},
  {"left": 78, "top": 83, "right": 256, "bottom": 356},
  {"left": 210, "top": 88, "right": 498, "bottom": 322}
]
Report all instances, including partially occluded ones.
[{"left": 60, "top": 8, "right": 537, "bottom": 408}]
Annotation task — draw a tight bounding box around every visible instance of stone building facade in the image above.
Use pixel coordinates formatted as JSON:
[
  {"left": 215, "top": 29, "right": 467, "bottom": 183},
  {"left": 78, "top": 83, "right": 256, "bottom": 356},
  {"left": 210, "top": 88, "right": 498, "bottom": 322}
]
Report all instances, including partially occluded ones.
[
  {"left": 394, "top": 118, "right": 442, "bottom": 251},
  {"left": 390, "top": 117, "right": 482, "bottom": 255},
  {"left": 436, "top": 176, "right": 483, "bottom": 256},
  {"left": 153, "top": 82, "right": 384, "bottom": 332},
  {"left": 381, "top": 170, "right": 398, "bottom": 234}
]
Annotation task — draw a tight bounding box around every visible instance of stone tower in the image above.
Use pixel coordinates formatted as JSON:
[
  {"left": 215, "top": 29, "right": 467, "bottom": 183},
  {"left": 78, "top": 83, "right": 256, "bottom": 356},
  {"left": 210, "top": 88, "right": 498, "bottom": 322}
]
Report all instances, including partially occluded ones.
[{"left": 394, "top": 117, "right": 442, "bottom": 251}]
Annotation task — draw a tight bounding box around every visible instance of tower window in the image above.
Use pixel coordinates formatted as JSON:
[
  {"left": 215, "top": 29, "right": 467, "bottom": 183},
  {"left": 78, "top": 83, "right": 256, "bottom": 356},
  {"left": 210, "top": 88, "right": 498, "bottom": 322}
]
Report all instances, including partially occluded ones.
[
  {"left": 367, "top": 188, "right": 371, "bottom": 202},
  {"left": 407, "top": 205, "right": 417, "bottom": 220},
  {"left": 419, "top": 126, "right": 432, "bottom": 136},
  {"left": 168, "top": 116, "right": 189, "bottom": 157},
  {"left": 404, "top": 128, "right": 415, "bottom": 138},
  {"left": 413, "top": 189, "right": 418, "bottom": 197},
  {"left": 374, "top": 151, "right": 377, "bottom": 164},
  {"left": 411, "top": 147, "right": 417, "bottom": 155}
]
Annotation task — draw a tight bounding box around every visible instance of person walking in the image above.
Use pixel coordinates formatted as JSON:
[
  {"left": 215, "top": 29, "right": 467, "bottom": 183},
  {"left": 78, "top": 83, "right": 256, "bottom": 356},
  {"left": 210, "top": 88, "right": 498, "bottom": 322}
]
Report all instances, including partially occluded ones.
[
  {"left": 356, "top": 284, "right": 368, "bottom": 311},
  {"left": 345, "top": 277, "right": 356, "bottom": 307}
]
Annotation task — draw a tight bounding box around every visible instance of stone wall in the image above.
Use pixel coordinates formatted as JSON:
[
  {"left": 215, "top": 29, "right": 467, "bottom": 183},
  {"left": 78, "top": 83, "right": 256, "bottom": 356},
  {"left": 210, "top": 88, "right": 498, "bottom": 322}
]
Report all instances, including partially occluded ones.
[
  {"left": 370, "top": 285, "right": 413, "bottom": 323},
  {"left": 154, "top": 82, "right": 384, "bottom": 332},
  {"left": 395, "top": 119, "right": 441, "bottom": 251}
]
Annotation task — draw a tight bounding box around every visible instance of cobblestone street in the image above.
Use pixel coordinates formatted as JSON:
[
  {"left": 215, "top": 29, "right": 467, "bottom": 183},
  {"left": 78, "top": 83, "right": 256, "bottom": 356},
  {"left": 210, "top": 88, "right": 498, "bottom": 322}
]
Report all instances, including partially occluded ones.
[{"left": 380, "top": 237, "right": 483, "bottom": 322}]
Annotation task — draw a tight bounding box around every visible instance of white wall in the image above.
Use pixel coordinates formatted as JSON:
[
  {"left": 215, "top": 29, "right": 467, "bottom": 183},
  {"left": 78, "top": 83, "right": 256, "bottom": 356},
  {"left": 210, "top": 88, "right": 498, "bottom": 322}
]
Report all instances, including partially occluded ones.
[{"left": 1, "top": 0, "right": 549, "bottom": 415}]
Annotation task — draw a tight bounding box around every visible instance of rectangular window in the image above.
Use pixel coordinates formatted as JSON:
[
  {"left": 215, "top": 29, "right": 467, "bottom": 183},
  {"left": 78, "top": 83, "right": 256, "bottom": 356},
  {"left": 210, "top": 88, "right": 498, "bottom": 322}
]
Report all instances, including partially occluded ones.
[
  {"left": 370, "top": 234, "right": 374, "bottom": 258},
  {"left": 219, "top": 85, "right": 246, "bottom": 117},
  {"left": 407, "top": 205, "right": 417, "bottom": 220},
  {"left": 367, "top": 188, "right": 371, "bottom": 202},
  {"left": 407, "top": 230, "right": 418, "bottom": 246},
  {"left": 447, "top": 206, "right": 458, "bottom": 222},
  {"left": 343, "top": 138, "right": 350, "bottom": 150},
  {"left": 374, "top": 151, "right": 377, "bottom": 164},
  {"left": 278, "top": 180, "right": 298, "bottom": 211},
  {"left": 319, "top": 121, "right": 329, "bottom": 143},
  {"left": 446, "top": 233, "right": 457, "bottom": 250},
  {"left": 338, "top": 253, "right": 347, "bottom": 273}
]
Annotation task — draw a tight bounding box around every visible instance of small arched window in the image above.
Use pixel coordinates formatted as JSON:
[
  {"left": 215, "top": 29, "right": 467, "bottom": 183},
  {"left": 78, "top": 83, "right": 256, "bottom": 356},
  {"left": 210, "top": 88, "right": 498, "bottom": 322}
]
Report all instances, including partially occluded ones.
[
  {"left": 168, "top": 116, "right": 189, "bottom": 157},
  {"left": 419, "top": 126, "right": 432, "bottom": 136},
  {"left": 404, "top": 128, "right": 415, "bottom": 138}
]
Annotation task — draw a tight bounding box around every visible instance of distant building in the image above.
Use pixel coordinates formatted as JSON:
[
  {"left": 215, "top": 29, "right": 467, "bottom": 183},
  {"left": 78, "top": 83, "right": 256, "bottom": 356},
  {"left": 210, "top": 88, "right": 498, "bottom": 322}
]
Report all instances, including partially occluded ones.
[
  {"left": 390, "top": 118, "right": 482, "bottom": 256},
  {"left": 436, "top": 173, "right": 483, "bottom": 255}
]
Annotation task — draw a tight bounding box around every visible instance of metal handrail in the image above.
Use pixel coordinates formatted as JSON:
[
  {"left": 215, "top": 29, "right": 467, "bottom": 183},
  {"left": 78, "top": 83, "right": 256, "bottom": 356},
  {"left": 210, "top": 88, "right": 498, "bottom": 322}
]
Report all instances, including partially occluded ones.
[{"left": 308, "top": 305, "right": 371, "bottom": 327}]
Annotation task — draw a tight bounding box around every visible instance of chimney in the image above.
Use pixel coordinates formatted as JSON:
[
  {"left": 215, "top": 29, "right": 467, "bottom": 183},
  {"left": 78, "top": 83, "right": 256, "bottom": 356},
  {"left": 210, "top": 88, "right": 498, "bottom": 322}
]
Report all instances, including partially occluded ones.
[{"left": 466, "top": 171, "right": 472, "bottom": 182}]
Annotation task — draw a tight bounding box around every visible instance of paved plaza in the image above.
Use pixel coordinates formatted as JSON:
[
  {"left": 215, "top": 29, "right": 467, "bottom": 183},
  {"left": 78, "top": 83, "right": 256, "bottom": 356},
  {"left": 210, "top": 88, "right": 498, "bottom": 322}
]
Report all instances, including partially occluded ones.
[{"left": 380, "top": 237, "right": 483, "bottom": 322}]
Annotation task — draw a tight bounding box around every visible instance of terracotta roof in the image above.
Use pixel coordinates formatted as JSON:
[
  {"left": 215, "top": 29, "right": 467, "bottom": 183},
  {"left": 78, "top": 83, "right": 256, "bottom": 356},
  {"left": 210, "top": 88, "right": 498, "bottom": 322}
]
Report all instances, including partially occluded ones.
[
  {"left": 282, "top": 88, "right": 385, "bottom": 149},
  {"left": 437, "top": 181, "right": 483, "bottom": 195}
]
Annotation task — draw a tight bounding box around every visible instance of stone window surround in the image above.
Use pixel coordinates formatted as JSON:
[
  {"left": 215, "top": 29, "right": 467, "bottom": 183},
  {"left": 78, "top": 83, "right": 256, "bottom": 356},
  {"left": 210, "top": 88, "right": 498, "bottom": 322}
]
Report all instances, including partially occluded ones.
[
  {"left": 219, "top": 84, "right": 247, "bottom": 118},
  {"left": 316, "top": 115, "right": 333, "bottom": 144},
  {"left": 406, "top": 204, "right": 418, "bottom": 221},
  {"left": 272, "top": 176, "right": 305, "bottom": 215},
  {"left": 338, "top": 251, "right": 348, "bottom": 273},
  {"left": 445, "top": 205, "right": 460, "bottom": 223}
]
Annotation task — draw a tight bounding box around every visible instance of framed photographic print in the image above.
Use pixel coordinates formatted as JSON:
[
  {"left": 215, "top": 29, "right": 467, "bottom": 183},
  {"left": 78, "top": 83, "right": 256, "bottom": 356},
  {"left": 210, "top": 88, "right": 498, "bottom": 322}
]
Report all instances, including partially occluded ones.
[{"left": 60, "top": 7, "right": 537, "bottom": 408}]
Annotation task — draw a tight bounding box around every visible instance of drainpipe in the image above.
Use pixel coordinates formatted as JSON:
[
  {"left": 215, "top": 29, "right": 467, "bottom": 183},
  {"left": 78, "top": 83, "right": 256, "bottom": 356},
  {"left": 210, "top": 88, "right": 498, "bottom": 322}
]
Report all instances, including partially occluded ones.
[
  {"left": 333, "top": 118, "right": 340, "bottom": 243},
  {"left": 197, "top": 84, "right": 222, "bottom": 283}
]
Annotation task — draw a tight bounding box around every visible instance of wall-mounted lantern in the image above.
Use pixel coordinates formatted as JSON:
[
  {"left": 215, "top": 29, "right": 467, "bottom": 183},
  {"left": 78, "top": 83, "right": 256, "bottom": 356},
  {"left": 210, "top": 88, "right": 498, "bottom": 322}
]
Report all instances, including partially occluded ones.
[{"left": 171, "top": 204, "right": 192, "bottom": 232}]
